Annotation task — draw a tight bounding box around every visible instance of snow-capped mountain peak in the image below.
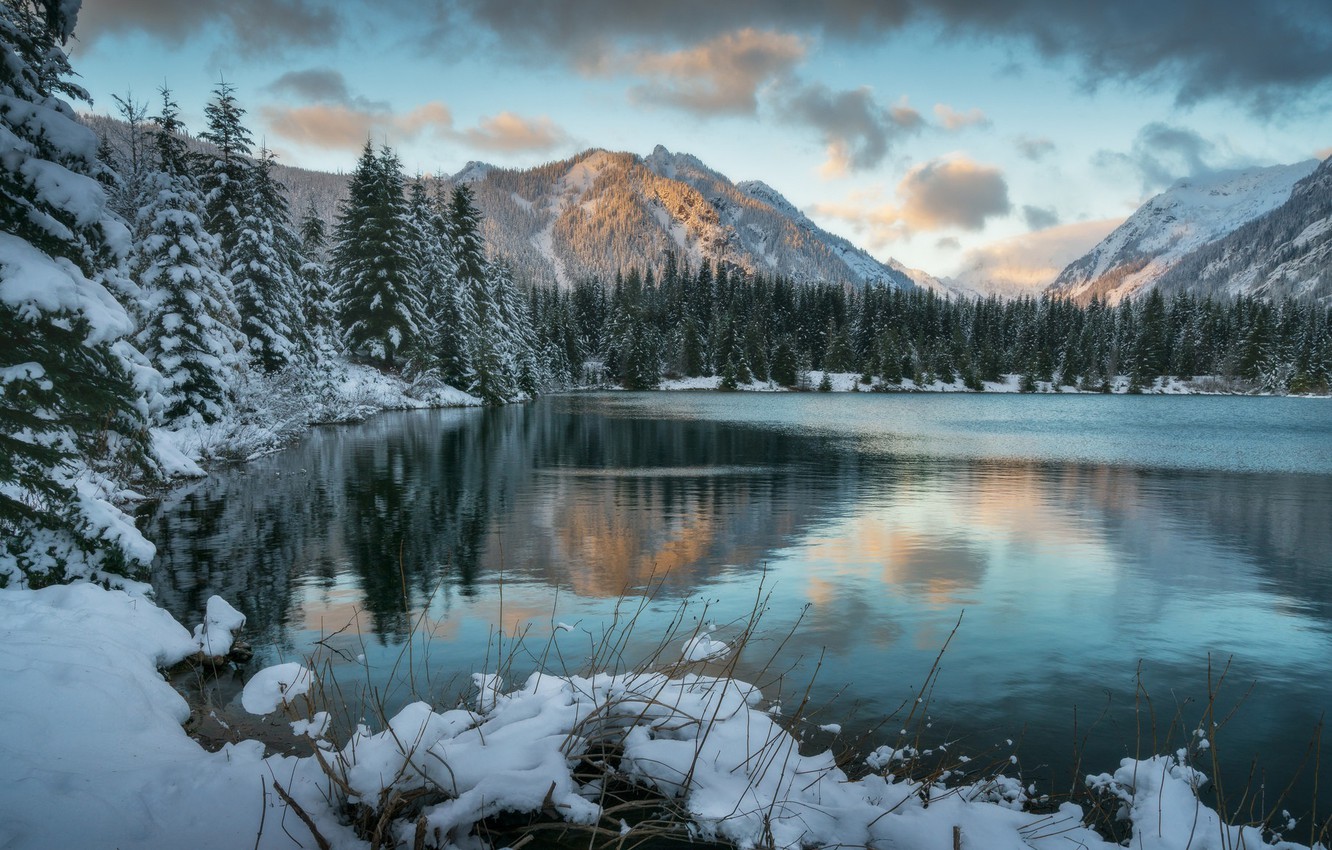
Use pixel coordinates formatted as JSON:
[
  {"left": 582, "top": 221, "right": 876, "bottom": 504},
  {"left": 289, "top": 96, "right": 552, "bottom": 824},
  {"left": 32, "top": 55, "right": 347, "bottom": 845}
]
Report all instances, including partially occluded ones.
[{"left": 1049, "top": 160, "right": 1318, "bottom": 303}]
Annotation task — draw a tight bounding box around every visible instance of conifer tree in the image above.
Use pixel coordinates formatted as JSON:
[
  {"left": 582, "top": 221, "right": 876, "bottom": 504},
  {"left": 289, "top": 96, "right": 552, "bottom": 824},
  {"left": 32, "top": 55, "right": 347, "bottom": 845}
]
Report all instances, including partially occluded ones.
[
  {"left": 1, "top": 0, "right": 152, "bottom": 586},
  {"left": 132, "top": 87, "right": 245, "bottom": 424},
  {"left": 332, "top": 142, "right": 422, "bottom": 368},
  {"left": 229, "top": 148, "right": 306, "bottom": 372},
  {"left": 197, "top": 80, "right": 253, "bottom": 264},
  {"left": 298, "top": 201, "right": 338, "bottom": 357}
]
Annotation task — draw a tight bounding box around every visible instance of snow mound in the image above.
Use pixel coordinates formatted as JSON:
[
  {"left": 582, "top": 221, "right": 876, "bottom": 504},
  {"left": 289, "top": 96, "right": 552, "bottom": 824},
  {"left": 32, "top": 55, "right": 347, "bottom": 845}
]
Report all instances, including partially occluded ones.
[
  {"left": 681, "top": 632, "right": 731, "bottom": 661},
  {"left": 192, "top": 595, "right": 246, "bottom": 657},
  {"left": 241, "top": 662, "right": 314, "bottom": 715}
]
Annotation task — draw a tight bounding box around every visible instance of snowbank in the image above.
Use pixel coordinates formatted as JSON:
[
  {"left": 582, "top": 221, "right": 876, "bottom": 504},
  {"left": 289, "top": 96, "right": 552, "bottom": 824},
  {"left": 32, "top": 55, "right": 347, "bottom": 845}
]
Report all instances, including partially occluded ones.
[
  {"left": 0, "top": 583, "right": 359, "bottom": 849},
  {"left": 0, "top": 583, "right": 1318, "bottom": 850}
]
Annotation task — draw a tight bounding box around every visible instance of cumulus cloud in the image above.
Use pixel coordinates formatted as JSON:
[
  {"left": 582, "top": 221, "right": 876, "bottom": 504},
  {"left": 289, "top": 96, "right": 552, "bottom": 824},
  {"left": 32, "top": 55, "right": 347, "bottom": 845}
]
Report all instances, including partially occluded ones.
[
  {"left": 950, "top": 218, "right": 1123, "bottom": 296},
  {"left": 1022, "top": 204, "right": 1060, "bottom": 230},
  {"left": 777, "top": 85, "right": 923, "bottom": 178},
  {"left": 1094, "top": 122, "right": 1253, "bottom": 193},
  {"left": 895, "top": 156, "right": 1011, "bottom": 231},
  {"left": 262, "top": 96, "right": 568, "bottom": 155},
  {"left": 455, "top": 112, "right": 571, "bottom": 152},
  {"left": 1014, "top": 135, "right": 1056, "bottom": 161},
  {"left": 933, "top": 104, "right": 990, "bottom": 132},
  {"left": 442, "top": 0, "right": 1332, "bottom": 115},
  {"left": 624, "top": 29, "right": 806, "bottom": 116},
  {"left": 76, "top": 0, "right": 338, "bottom": 54},
  {"left": 811, "top": 155, "right": 1011, "bottom": 247},
  {"left": 267, "top": 69, "right": 356, "bottom": 105},
  {"left": 261, "top": 102, "right": 455, "bottom": 150}
]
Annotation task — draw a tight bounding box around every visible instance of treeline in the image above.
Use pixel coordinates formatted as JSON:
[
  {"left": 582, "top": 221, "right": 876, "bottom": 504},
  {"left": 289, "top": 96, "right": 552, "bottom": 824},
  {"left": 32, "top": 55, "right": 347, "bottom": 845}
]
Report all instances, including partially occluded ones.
[
  {"left": 101, "top": 85, "right": 540, "bottom": 413},
  {"left": 1, "top": 0, "right": 539, "bottom": 589},
  {"left": 532, "top": 260, "right": 1332, "bottom": 394}
]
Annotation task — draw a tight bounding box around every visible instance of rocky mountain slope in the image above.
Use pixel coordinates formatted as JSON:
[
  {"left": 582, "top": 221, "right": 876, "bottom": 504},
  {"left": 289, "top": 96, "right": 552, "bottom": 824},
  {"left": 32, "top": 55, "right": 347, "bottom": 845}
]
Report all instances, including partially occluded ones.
[
  {"left": 459, "top": 145, "right": 915, "bottom": 288},
  {"left": 1048, "top": 160, "right": 1319, "bottom": 304},
  {"left": 1153, "top": 155, "right": 1332, "bottom": 301}
]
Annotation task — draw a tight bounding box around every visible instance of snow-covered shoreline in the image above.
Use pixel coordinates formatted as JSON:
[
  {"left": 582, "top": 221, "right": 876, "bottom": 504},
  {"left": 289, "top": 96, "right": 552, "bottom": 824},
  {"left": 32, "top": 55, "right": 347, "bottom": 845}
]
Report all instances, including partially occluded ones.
[
  {"left": 657, "top": 371, "right": 1332, "bottom": 396},
  {"left": 0, "top": 582, "right": 1322, "bottom": 850}
]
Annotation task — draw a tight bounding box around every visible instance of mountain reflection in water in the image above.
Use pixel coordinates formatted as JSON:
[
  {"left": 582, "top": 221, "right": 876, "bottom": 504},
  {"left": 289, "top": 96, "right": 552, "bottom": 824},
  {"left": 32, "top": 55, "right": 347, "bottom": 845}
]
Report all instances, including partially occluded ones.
[{"left": 141, "top": 393, "right": 1332, "bottom": 818}]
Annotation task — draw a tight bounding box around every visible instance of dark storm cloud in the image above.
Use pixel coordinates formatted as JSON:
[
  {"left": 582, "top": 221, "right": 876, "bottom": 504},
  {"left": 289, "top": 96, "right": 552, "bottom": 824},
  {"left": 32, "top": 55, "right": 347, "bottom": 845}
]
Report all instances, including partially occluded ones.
[
  {"left": 76, "top": 0, "right": 340, "bottom": 54},
  {"left": 776, "top": 83, "right": 923, "bottom": 176},
  {"left": 443, "top": 0, "right": 1332, "bottom": 114},
  {"left": 1094, "top": 122, "right": 1253, "bottom": 192}
]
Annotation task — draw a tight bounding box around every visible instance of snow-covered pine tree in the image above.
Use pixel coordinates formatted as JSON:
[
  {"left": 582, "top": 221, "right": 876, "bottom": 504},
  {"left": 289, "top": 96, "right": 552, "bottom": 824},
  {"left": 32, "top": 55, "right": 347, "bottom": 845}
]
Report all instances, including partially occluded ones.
[
  {"left": 0, "top": 0, "right": 154, "bottom": 587},
  {"left": 229, "top": 148, "right": 306, "bottom": 372},
  {"left": 298, "top": 200, "right": 338, "bottom": 358},
  {"left": 489, "top": 259, "right": 540, "bottom": 397},
  {"left": 447, "top": 183, "right": 513, "bottom": 402},
  {"left": 404, "top": 176, "right": 458, "bottom": 374},
  {"left": 197, "top": 79, "right": 253, "bottom": 265},
  {"left": 105, "top": 91, "right": 153, "bottom": 223},
  {"left": 331, "top": 142, "right": 422, "bottom": 369},
  {"left": 132, "top": 87, "right": 245, "bottom": 425}
]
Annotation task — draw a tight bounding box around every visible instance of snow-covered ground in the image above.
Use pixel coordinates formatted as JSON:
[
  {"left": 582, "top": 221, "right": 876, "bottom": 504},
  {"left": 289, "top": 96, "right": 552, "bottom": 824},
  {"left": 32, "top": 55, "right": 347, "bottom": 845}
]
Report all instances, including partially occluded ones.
[
  {"left": 150, "top": 360, "right": 480, "bottom": 475},
  {"left": 656, "top": 372, "right": 1290, "bottom": 395},
  {"left": 0, "top": 582, "right": 1319, "bottom": 850}
]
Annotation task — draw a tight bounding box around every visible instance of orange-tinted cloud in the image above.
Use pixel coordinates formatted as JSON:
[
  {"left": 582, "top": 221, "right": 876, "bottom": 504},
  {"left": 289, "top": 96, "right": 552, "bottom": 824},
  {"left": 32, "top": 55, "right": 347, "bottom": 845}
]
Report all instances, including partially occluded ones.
[
  {"left": 951, "top": 217, "right": 1124, "bottom": 295},
  {"left": 933, "top": 104, "right": 990, "bottom": 132},
  {"left": 261, "top": 101, "right": 454, "bottom": 150},
  {"left": 812, "top": 155, "right": 1011, "bottom": 245},
  {"left": 621, "top": 29, "right": 806, "bottom": 116},
  {"left": 456, "top": 112, "right": 571, "bottom": 153}
]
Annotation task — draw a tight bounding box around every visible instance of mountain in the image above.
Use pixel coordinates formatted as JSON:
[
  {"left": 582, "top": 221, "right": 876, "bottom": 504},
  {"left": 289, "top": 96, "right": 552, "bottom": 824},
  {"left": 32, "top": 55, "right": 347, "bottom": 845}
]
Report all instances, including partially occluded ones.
[
  {"left": 457, "top": 146, "right": 916, "bottom": 289},
  {"left": 1047, "top": 161, "right": 1319, "bottom": 304},
  {"left": 1153, "top": 156, "right": 1332, "bottom": 302}
]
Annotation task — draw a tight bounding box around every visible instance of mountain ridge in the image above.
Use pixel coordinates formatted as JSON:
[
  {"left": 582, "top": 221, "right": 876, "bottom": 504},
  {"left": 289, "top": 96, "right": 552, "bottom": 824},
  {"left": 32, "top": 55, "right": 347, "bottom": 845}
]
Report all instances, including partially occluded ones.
[{"left": 1047, "top": 160, "right": 1319, "bottom": 304}]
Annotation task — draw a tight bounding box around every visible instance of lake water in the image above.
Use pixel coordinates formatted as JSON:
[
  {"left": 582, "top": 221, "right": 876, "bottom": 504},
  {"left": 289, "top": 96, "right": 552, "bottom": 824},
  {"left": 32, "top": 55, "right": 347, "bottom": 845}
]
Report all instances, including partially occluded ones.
[{"left": 143, "top": 392, "right": 1332, "bottom": 825}]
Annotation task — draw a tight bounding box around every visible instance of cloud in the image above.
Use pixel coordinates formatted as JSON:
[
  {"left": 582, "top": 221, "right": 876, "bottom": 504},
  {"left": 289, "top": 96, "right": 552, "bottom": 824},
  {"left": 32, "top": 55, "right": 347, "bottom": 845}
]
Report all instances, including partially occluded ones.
[
  {"left": 951, "top": 218, "right": 1124, "bottom": 295},
  {"left": 261, "top": 102, "right": 454, "bottom": 150},
  {"left": 625, "top": 29, "right": 806, "bottom": 116},
  {"left": 1094, "top": 122, "right": 1253, "bottom": 193},
  {"left": 1022, "top": 204, "right": 1060, "bottom": 230},
  {"left": 1317, "top": 146, "right": 1332, "bottom": 160},
  {"left": 935, "top": 236, "right": 962, "bottom": 251},
  {"left": 1014, "top": 135, "right": 1056, "bottom": 161},
  {"left": 75, "top": 0, "right": 338, "bottom": 55},
  {"left": 895, "top": 156, "right": 1011, "bottom": 230},
  {"left": 455, "top": 112, "right": 571, "bottom": 152},
  {"left": 266, "top": 69, "right": 356, "bottom": 104},
  {"left": 933, "top": 104, "right": 990, "bottom": 132},
  {"left": 777, "top": 85, "right": 923, "bottom": 178},
  {"left": 263, "top": 100, "right": 568, "bottom": 155},
  {"left": 811, "top": 155, "right": 1011, "bottom": 247},
  {"left": 445, "top": 0, "right": 1332, "bottom": 116}
]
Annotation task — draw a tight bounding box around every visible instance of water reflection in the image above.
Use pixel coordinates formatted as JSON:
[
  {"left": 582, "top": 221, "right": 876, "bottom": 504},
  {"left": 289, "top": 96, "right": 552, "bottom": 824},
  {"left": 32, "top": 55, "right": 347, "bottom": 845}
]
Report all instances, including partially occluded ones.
[{"left": 142, "top": 393, "right": 1332, "bottom": 818}]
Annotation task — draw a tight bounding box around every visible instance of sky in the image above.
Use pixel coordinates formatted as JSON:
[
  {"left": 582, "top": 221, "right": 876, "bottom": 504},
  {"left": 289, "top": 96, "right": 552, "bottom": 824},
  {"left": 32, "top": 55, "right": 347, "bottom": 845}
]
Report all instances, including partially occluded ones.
[{"left": 68, "top": 0, "right": 1332, "bottom": 286}]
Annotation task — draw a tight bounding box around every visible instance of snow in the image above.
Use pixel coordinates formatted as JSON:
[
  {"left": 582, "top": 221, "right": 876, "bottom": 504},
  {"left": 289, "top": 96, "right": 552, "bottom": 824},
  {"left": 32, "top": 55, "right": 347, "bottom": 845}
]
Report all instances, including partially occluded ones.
[
  {"left": 1051, "top": 160, "right": 1318, "bottom": 303},
  {"left": 0, "top": 584, "right": 360, "bottom": 850},
  {"left": 0, "top": 583, "right": 1320, "bottom": 850},
  {"left": 0, "top": 231, "right": 135, "bottom": 344},
  {"left": 652, "top": 372, "right": 1284, "bottom": 396},
  {"left": 192, "top": 594, "right": 246, "bottom": 656},
  {"left": 681, "top": 631, "right": 730, "bottom": 661},
  {"left": 241, "top": 662, "right": 314, "bottom": 715}
]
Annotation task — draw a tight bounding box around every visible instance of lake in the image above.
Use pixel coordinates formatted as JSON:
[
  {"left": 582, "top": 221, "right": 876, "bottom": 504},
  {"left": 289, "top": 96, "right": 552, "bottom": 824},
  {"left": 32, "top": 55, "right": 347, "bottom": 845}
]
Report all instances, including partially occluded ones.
[{"left": 143, "top": 392, "right": 1332, "bottom": 825}]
